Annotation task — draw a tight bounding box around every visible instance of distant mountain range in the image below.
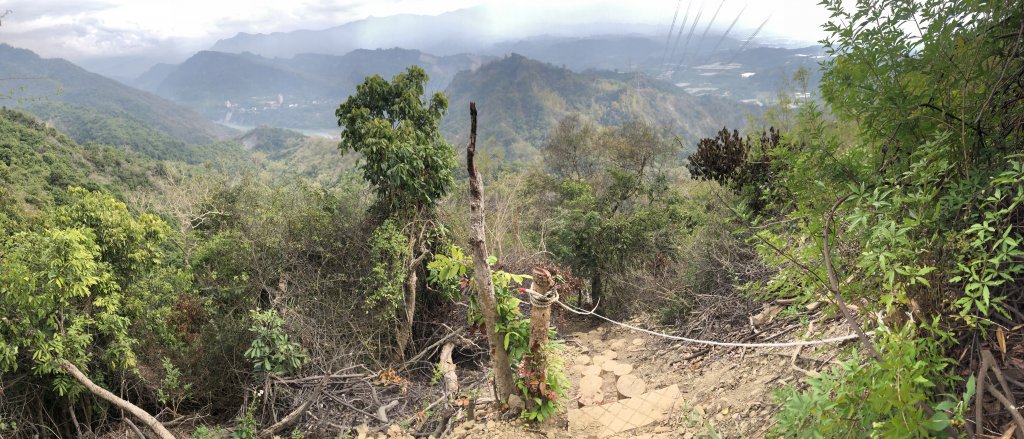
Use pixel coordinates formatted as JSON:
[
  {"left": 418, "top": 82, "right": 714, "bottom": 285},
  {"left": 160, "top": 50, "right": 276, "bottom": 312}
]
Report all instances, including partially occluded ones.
[
  {"left": 209, "top": 6, "right": 663, "bottom": 59},
  {"left": 441, "top": 54, "right": 757, "bottom": 160},
  {"left": 133, "top": 48, "right": 489, "bottom": 130},
  {"left": 1, "top": 22, "right": 822, "bottom": 166},
  {"left": 0, "top": 44, "right": 234, "bottom": 162}
]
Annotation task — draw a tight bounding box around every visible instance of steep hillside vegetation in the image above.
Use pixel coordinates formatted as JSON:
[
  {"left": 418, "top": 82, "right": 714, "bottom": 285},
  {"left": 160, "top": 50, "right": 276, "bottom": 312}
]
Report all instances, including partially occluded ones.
[
  {"left": 441, "top": 54, "right": 757, "bottom": 160},
  {"left": 0, "top": 44, "right": 232, "bottom": 158},
  {"left": 0, "top": 109, "right": 160, "bottom": 225}
]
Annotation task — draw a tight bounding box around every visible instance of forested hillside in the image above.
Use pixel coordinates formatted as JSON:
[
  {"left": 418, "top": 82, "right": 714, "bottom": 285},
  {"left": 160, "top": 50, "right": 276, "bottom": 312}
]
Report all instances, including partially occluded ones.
[
  {"left": 0, "top": 109, "right": 160, "bottom": 220},
  {"left": 1, "top": 1, "right": 1022, "bottom": 438},
  {"left": 0, "top": 45, "right": 234, "bottom": 162},
  {"left": 442, "top": 54, "right": 756, "bottom": 160}
]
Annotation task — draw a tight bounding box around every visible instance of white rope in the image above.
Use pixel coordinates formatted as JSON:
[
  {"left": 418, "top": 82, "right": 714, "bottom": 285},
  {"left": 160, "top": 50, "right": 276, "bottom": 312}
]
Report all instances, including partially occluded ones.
[
  {"left": 556, "top": 299, "right": 873, "bottom": 349},
  {"left": 526, "top": 288, "right": 558, "bottom": 309}
]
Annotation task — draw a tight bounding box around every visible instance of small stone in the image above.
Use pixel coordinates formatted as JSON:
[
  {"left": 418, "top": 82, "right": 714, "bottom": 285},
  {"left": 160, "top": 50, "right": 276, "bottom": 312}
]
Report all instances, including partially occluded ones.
[
  {"left": 546, "top": 432, "right": 556, "bottom": 439},
  {"left": 602, "top": 349, "right": 618, "bottom": 360},
  {"left": 355, "top": 424, "right": 369, "bottom": 439},
  {"left": 486, "top": 420, "right": 495, "bottom": 430},
  {"left": 715, "top": 413, "right": 724, "bottom": 421},
  {"left": 632, "top": 338, "right": 645, "bottom": 346},
  {"left": 578, "top": 355, "right": 591, "bottom": 365},
  {"left": 695, "top": 405, "right": 706, "bottom": 416},
  {"left": 613, "top": 363, "right": 634, "bottom": 376},
  {"left": 611, "top": 339, "right": 627, "bottom": 350},
  {"left": 602, "top": 359, "right": 620, "bottom": 372},
  {"left": 508, "top": 394, "right": 526, "bottom": 412},
  {"left": 582, "top": 364, "right": 603, "bottom": 376},
  {"left": 387, "top": 424, "right": 402, "bottom": 437},
  {"left": 684, "top": 433, "right": 694, "bottom": 439}
]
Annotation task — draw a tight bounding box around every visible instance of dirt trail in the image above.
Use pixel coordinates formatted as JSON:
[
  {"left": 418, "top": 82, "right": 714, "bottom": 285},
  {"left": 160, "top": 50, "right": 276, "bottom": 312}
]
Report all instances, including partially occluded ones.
[{"left": 438, "top": 317, "right": 852, "bottom": 439}]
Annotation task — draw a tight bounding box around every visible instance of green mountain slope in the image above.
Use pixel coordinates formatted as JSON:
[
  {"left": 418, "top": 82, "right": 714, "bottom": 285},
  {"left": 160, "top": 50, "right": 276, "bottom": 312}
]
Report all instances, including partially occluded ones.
[
  {"left": 0, "top": 44, "right": 233, "bottom": 162},
  {"left": 0, "top": 109, "right": 161, "bottom": 226},
  {"left": 441, "top": 54, "right": 758, "bottom": 160}
]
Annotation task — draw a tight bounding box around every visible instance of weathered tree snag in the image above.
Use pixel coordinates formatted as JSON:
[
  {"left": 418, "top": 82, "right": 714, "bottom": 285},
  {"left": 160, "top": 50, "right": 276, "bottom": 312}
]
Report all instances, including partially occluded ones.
[
  {"left": 528, "top": 267, "right": 554, "bottom": 351},
  {"left": 396, "top": 231, "right": 429, "bottom": 360},
  {"left": 467, "top": 102, "right": 516, "bottom": 403},
  {"left": 439, "top": 342, "right": 459, "bottom": 396},
  {"left": 61, "top": 361, "right": 176, "bottom": 439},
  {"left": 526, "top": 267, "right": 555, "bottom": 408}
]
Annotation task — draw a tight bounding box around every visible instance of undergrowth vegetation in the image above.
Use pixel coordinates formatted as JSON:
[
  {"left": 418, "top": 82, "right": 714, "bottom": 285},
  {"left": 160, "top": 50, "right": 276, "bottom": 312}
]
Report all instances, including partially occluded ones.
[
  {"left": 1, "top": 0, "right": 1021, "bottom": 436},
  {"left": 686, "top": 0, "right": 1024, "bottom": 435}
]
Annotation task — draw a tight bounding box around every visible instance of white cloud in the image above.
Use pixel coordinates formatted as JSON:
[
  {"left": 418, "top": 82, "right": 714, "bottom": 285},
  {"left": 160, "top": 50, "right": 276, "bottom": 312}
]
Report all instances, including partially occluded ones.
[{"left": 0, "top": 0, "right": 835, "bottom": 62}]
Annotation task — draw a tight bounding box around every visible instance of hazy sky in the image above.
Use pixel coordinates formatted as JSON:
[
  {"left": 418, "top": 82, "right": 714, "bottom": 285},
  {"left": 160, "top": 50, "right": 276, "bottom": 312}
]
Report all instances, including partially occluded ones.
[{"left": 0, "top": 0, "right": 836, "bottom": 61}]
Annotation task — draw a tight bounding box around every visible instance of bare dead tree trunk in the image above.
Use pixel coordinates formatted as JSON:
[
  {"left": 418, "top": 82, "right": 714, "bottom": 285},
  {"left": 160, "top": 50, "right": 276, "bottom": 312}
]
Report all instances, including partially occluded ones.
[
  {"left": 439, "top": 343, "right": 459, "bottom": 396},
  {"left": 61, "top": 361, "right": 176, "bottom": 439},
  {"left": 395, "top": 269, "right": 417, "bottom": 360},
  {"left": 526, "top": 267, "right": 555, "bottom": 407},
  {"left": 396, "top": 230, "right": 428, "bottom": 361},
  {"left": 528, "top": 268, "right": 554, "bottom": 352},
  {"left": 467, "top": 102, "right": 516, "bottom": 402}
]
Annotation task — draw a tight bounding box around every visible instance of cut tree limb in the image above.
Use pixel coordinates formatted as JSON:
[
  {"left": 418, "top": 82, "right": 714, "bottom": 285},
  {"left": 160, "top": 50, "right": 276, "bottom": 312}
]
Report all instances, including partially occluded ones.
[
  {"left": 61, "top": 361, "right": 175, "bottom": 439},
  {"left": 439, "top": 342, "right": 459, "bottom": 396},
  {"left": 466, "top": 101, "right": 516, "bottom": 402},
  {"left": 376, "top": 400, "right": 399, "bottom": 423}
]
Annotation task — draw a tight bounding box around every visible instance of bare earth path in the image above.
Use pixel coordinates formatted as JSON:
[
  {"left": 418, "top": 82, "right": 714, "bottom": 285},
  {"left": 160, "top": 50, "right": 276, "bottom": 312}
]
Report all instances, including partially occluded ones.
[{"left": 432, "top": 316, "right": 853, "bottom": 439}]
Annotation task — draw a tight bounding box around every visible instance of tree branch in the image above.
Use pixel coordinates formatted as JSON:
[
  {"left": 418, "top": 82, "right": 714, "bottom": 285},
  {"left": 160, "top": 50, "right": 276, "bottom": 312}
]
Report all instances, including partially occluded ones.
[
  {"left": 822, "top": 194, "right": 880, "bottom": 360},
  {"left": 61, "top": 361, "right": 175, "bottom": 439}
]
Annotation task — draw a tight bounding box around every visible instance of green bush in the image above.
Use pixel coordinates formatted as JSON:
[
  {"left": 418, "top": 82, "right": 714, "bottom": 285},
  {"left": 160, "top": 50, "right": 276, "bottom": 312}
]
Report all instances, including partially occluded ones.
[
  {"left": 244, "top": 309, "right": 308, "bottom": 375},
  {"left": 772, "top": 321, "right": 966, "bottom": 438}
]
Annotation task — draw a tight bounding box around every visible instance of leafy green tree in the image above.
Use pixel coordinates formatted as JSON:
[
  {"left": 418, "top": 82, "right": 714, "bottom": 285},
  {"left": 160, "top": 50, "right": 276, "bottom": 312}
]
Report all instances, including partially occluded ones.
[
  {"left": 0, "top": 187, "right": 172, "bottom": 395},
  {"left": 336, "top": 66, "right": 456, "bottom": 358},
  {"left": 336, "top": 65, "right": 455, "bottom": 215},
  {"left": 543, "top": 117, "right": 686, "bottom": 308}
]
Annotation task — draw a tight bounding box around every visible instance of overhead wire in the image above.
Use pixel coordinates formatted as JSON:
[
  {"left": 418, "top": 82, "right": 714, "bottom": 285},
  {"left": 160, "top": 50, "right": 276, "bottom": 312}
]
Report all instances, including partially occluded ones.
[
  {"left": 659, "top": 0, "right": 684, "bottom": 70},
  {"left": 727, "top": 16, "right": 771, "bottom": 65},
  {"left": 704, "top": 5, "right": 747, "bottom": 64}
]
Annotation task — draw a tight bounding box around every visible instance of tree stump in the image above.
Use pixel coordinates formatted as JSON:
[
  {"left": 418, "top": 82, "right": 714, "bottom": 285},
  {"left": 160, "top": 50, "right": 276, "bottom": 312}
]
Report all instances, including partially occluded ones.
[{"left": 616, "top": 374, "right": 647, "bottom": 399}]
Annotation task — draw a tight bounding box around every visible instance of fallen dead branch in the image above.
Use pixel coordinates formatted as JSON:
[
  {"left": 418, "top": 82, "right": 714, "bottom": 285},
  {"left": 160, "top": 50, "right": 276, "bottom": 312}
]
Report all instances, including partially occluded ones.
[
  {"left": 987, "top": 383, "right": 1024, "bottom": 439},
  {"left": 61, "top": 361, "right": 175, "bottom": 439},
  {"left": 259, "top": 376, "right": 330, "bottom": 438}
]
